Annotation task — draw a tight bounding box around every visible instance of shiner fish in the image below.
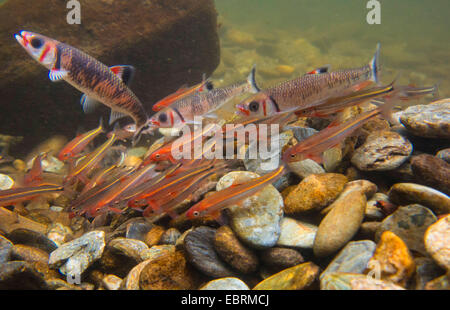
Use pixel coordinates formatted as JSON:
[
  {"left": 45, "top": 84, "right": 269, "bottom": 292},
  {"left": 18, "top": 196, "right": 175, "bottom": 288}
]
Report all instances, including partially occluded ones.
[
  {"left": 236, "top": 44, "right": 381, "bottom": 118},
  {"left": 148, "top": 66, "right": 260, "bottom": 128},
  {"left": 14, "top": 31, "right": 148, "bottom": 141}
]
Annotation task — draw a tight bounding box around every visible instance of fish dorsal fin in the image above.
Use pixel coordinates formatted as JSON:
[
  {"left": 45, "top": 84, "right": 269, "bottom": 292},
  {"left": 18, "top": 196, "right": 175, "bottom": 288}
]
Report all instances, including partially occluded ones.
[
  {"left": 110, "top": 65, "right": 135, "bottom": 86},
  {"left": 109, "top": 110, "right": 128, "bottom": 125},
  {"left": 49, "top": 69, "right": 69, "bottom": 82},
  {"left": 307, "top": 65, "right": 331, "bottom": 75},
  {"left": 80, "top": 94, "right": 102, "bottom": 114},
  {"left": 247, "top": 64, "right": 260, "bottom": 93}
]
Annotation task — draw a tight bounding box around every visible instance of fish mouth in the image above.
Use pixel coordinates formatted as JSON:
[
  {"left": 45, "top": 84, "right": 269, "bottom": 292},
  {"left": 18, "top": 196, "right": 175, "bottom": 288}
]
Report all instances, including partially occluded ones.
[
  {"left": 236, "top": 105, "right": 250, "bottom": 116},
  {"left": 14, "top": 31, "right": 29, "bottom": 47}
]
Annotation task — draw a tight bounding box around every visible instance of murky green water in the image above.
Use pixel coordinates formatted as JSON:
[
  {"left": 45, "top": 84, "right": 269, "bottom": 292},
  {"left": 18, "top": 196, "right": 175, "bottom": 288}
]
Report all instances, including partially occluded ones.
[{"left": 214, "top": 0, "right": 450, "bottom": 97}]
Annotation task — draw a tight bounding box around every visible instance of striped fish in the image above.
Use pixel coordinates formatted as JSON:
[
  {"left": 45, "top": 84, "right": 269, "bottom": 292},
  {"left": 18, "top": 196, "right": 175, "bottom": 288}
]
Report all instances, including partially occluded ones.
[
  {"left": 236, "top": 44, "right": 381, "bottom": 118},
  {"left": 14, "top": 31, "right": 148, "bottom": 140},
  {"left": 148, "top": 66, "right": 259, "bottom": 128}
]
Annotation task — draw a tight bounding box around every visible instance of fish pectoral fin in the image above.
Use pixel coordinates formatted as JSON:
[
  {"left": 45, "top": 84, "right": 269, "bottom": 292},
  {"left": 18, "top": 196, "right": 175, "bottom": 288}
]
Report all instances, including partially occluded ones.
[
  {"left": 80, "top": 94, "right": 102, "bottom": 114},
  {"left": 49, "top": 69, "right": 69, "bottom": 82},
  {"left": 110, "top": 65, "right": 135, "bottom": 86},
  {"left": 109, "top": 110, "right": 128, "bottom": 125}
]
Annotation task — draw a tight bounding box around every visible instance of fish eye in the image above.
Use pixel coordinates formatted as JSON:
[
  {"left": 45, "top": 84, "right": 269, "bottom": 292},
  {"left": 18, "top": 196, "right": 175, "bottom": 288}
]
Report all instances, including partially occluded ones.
[
  {"left": 30, "top": 37, "right": 43, "bottom": 49},
  {"left": 193, "top": 211, "right": 200, "bottom": 217},
  {"left": 155, "top": 154, "right": 160, "bottom": 158},
  {"left": 290, "top": 154, "right": 296, "bottom": 158},
  {"left": 158, "top": 113, "right": 168, "bottom": 123},
  {"left": 206, "top": 82, "right": 214, "bottom": 91},
  {"left": 249, "top": 101, "right": 259, "bottom": 112}
]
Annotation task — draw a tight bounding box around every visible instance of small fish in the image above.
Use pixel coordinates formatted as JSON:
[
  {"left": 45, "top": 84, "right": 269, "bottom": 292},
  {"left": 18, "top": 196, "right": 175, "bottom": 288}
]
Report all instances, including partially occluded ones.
[
  {"left": 236, "top": 44, "right": 381, "bottom": 118},
  {"left": 66, "top": 131, "right": 117, "bottom": 183},
  {"left": 294, "top": 81, "right": 395, "bottom": 118},
  {"left": 282, "top": 100, "right": 395, "bottom": 164},
  {"left": 15, "top": 31, "right": 148, "bottom": 141},
  {"left": 24, "top": 152, "right": 47, "bottom": 186},
  {"left": 58, "top": 119, "right": 104, "bottom": 161},
  {"left": 152, "top": 76, "right": 214, "bottom": 112},
  {"left": 182, "top": 165, "right": 285, "bottom": 220},
  {"left": 0, "top": 184, "right": 64, "bottom": 207},
  {"left": 148, "top": 66, "right": 259, "bottom": 128}
]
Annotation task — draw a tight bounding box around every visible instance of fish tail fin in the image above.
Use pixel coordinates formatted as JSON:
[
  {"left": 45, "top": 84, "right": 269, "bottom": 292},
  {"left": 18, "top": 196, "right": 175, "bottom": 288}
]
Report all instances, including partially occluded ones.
[
  {"left": 431, "top": 83, "right": 440, "bottom": 99},
  {"left": 369, "top": 43, "right": 381, "bottom": 84},
  {"left": 247, "top": 64, "right": 261, "bottom": 93}
]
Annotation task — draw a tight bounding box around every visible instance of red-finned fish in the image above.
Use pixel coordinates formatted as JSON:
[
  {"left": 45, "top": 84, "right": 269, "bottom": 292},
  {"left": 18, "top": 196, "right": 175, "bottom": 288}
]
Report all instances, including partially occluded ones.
[
  {"left": 148, "top": 66, "right": 260, "bottom": 128},
  {"left": 282, "top": 100, "right": 395, "bottom": 164},
  {"left": 127, "top": 163, "right": 220, "bottom": 211},
  {"left": 23, "top": 152, "right": 46, "bottom": 186},
  {"left": 68, "top": 167, "right": 134, "bottom": 217},
  {"left": 152, "top": 76, "right": 214, "bottom": 112},
  {"left": 182, "top": 165, "right": 285, "bottom": 220},
  {"left": 66, "top": 131, "right": 117, "bottom": 183},
  {"left": 142, "top": 123, "right": 220, "bottom": 165},
  {"left": 236, "top": 44, "right": 381, "bottom": 118},
  {"left": 140, "top": 163, "right": 226, "bottom": 218},
  {"left": 0, "top": 184, "right": 64, "bottom": 207},
  {"left": 58, "top": 119, "right": 104, "bottom": 161},
  {"left": 14, "top": 31, "right": 148, "bottom": 141}
]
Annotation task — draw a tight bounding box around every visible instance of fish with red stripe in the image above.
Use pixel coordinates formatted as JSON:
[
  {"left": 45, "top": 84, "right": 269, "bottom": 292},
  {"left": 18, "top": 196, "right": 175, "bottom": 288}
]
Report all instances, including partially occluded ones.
[{"left": 14, "top": 31, "right": 148, "bottom": 142}]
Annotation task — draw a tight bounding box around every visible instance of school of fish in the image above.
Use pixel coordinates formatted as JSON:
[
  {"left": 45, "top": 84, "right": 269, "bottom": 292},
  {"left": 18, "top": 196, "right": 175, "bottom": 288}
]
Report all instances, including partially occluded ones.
[{"left": 0, "top": 31, "right": 438, "bottom": 223}]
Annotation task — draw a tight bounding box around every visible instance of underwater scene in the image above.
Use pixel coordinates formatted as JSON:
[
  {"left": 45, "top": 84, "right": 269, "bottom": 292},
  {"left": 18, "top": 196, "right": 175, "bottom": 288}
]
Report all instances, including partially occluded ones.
[{"left": 0, "top": 0, "right": 449, "bottom": 292}]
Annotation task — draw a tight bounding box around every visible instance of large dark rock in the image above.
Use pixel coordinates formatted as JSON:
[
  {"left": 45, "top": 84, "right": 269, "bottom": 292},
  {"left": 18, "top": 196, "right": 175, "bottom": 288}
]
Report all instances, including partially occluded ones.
[{"left": 0, "top": 0, "right": 220, "bottom": 155}]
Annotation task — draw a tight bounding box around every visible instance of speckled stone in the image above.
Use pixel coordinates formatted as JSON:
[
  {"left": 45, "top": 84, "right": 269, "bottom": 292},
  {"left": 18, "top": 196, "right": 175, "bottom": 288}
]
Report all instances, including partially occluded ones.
[
  {"left": 284, "top": 173, "right": 348, "bottom": 214},
  {"left": 436, "top": 148, "right": 450, "bottom": 163},
  {"left": 200, "top": 277, "right": 250, "bottom": 290},
  {"left": 410, "top": 154, "right": 450, "bottom": 195},
  {"left": 399, "top": 99, "right": 450, "bottom": 138},
  {"left": 321, "top": 272, "right": 405, "bottom": 290},
  {"left": 0, "top": 261, "right": 49, "bottom": 290},
  {"left": 365, "top": 193, "right": 389, "bottom": 220},
  {"left": 184, "top": 226, "right": 235, "bottom": 278},
  {"left": 414, "top": 257, "right": 446, "bottom": 290},
  {"left": 388, "top": 183, "right": 450, "bottom": 215},
  {"left": 159, "top": 228, "right": 181, "bottom": 245},
  {"left": 139, "top": 250, "right": 197, "bottom": 290},
  {"left": 10, "top": 244, "right": 49, "bottom": 264},
  {"left": 46, "top": 223, "right": 73, "bottom": 247},
  {"left": 213, "top": 225, "right": 259, "bottom": 274},
  {"left": 49, "top": 231, "right": 106, "bottom": 278},
  {"left": 125, "top": 221, "right": 153, "bottom": 242},
  {"left": 0, "top": 173, "right": 14, "bottom": 190},
  {"left": 375, "top": 204, "right": 437, "bottom": 255},
  {"left": 0, "top": 235, "right": 13, "bottom": 263},
  {"left": 313, "top": 186, "right": 367, "bottom": 257},
  {"left": 260, "top": 247, "right": 304, "bottom": 269},
  {"left": 367, "top": 231, "right": 415, "bottom": 286},
  {"left": 216, "top": 171, "right": 283, "bottom": 249},
  {"left": 253, "top": 262, "right": 319, "bottom": 290},
  {"left": 276, "top": 217, "right": 317, "bottom": 249},
  {"left": 351, "top": 130, "right": 412, "bottom": 171},
  {"left": 121, "top": 259, "right": 153, "bottom": 290},
  {"left": 425, "top": 273, "right": 450, "bottom": 290},
  {"left": 140, "top": 245, "right": 176, "bottom": 261},
  {"left": 424, "top": 215, "right": 450, "bottom": 270},
  {"left": 287, "top": 159, "right": 325, "bottom": 179},
  {"left": 109, "top": 237, "right": 148, "bottom": 262},
  {"left": 320, "top": 240, "right": 377, "bottom": 280},
  {"left": 144, "top": 225, "right": 166, "bottom": 247}
]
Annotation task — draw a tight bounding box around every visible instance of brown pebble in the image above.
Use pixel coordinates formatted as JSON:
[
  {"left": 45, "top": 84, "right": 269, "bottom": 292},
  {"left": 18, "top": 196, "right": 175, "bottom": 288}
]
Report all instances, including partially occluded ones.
[
  {"left": 11, "top": 244, "right": 49, "bottom": 264},
  {"left": 260, "top": 247, "right": 304, "bottom": 269},
  {"left": 144, "top": 225, "right": 165, "bottom": 247},
  {"left": 213, "top": 225, "right": 259, "bottom": 274},
  {"left": 411, "top": 154, "right": 450, "bottom": 195}
]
